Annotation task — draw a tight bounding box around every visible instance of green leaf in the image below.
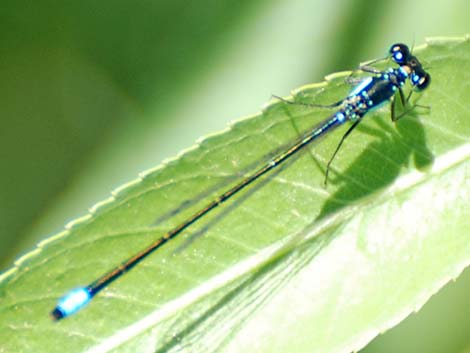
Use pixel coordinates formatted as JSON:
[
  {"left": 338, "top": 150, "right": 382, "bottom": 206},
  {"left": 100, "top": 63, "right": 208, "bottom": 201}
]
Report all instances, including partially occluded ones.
[{"left": 1, "top": 36, "right": 469, "bottom": 353}]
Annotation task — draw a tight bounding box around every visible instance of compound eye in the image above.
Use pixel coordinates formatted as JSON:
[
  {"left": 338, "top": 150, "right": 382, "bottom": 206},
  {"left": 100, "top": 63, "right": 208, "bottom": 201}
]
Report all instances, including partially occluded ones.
[
  {"left": 412, "top": 71, "right": 431, "bottom": 90},
  {"left": 390, "top": 43, "right": 410, "bottom": 64},
  {"left": 416, "top": 73, "right": 431, "bottom": 90}
]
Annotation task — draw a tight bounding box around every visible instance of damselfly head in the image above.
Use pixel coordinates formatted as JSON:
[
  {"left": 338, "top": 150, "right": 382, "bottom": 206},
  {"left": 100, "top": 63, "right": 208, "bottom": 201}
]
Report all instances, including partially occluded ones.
[{"left": 390, "top": 43, "right": 430, "bottom": 91}]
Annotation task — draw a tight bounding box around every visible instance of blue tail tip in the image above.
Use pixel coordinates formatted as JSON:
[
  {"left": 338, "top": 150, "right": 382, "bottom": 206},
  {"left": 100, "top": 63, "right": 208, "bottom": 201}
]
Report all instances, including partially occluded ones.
[{"left": 51, "top": 287, "right": 92, "bottom": 321}]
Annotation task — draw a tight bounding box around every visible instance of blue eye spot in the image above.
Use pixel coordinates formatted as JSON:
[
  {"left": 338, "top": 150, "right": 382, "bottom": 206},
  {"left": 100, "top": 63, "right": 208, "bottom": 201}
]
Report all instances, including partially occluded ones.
[
  {"left": 411, "top": 74, "right": 420, "bottom": 84},
  {"left": 394, "top": 52, "right": 403, "bottom": 62}
]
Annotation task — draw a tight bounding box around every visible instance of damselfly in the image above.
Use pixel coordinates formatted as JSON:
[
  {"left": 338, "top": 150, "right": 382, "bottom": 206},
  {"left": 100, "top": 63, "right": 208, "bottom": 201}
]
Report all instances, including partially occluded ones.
[{"left": 51, "top": 43, "right": 430, "bottom": 320}]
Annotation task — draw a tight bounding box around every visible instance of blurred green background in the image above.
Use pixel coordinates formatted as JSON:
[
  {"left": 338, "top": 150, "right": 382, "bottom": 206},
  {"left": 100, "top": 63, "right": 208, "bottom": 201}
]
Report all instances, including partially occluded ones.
[{"left": 0, "top": 0, "right": 468, "bottom": 352}]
